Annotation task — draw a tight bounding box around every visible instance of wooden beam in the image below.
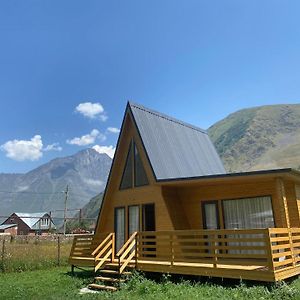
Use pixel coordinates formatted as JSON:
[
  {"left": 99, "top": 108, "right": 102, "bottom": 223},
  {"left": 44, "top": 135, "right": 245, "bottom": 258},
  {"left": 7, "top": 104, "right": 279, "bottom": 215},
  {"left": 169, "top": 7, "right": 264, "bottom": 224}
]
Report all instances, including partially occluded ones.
[{"left": 276, "top": 178, "right": 290, "bottom": 228}]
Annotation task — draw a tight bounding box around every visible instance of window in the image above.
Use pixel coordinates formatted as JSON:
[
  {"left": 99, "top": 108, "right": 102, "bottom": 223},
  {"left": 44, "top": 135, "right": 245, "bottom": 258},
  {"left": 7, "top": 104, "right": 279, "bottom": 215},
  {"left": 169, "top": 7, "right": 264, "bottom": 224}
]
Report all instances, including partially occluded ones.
[
  {"left": 115, "top": 207, "right": 125, "bottom": 251},
  {"left": 134, "top": 143, "right": 149, "bottom": 187},
  {"left": 222, "top": 196, "right": 274, "bottom": 254},
  {"left": 223, "top": 196, "right": 274, "bottom": 229},
  {"left": 128, "top": 205, "right": 140, "bottom": 235},
  {"left": 120, "top": 140, "right": 149, "bottom": 190},
  {"left": 41, "top": 218, "right": 49, "bottom": 226},
  {"left": 120, "top": 142, "right": 133, "bottom": 190}
]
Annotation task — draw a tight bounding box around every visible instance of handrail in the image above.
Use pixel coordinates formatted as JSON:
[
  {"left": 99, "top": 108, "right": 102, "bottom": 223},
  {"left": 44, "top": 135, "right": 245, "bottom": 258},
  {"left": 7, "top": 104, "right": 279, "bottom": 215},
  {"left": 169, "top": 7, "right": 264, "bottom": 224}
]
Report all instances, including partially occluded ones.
[
  {"left": 116, "top": 232, "right": 137, "bottom": 257},
  {"left": 116, "top": 232, "right": 137, "bottom": 274},
  {"left": 92, "top": 233, "right": 113, "bottom": 256},
  {"left": 92, "top": 233, "right": 115, "bottom": 272}
]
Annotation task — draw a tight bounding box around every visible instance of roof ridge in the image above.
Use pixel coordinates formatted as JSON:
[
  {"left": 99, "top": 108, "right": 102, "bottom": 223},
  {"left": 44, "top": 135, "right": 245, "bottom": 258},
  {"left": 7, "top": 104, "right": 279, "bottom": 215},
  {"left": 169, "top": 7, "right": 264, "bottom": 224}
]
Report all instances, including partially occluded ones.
[{"left": 129, "top": 102, "right": 207, "bottom": 134}]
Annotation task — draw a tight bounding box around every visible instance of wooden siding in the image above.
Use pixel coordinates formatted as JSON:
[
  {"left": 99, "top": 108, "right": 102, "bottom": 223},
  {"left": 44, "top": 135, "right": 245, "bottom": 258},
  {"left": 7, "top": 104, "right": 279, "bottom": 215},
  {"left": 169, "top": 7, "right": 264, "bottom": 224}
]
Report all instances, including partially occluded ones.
[
  {"left": 285, "top": 181, "right": 300, "bottom": 227},
  {"left": 175, "top": 179, "right": 285, "bottom": 229}
]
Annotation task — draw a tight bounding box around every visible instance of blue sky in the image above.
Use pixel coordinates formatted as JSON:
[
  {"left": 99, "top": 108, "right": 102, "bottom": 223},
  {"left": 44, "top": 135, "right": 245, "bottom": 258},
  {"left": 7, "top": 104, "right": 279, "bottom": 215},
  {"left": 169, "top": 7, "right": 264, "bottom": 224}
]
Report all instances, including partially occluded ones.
[{"left": 1, "top": 1, "right": 300, "bottom": 173}]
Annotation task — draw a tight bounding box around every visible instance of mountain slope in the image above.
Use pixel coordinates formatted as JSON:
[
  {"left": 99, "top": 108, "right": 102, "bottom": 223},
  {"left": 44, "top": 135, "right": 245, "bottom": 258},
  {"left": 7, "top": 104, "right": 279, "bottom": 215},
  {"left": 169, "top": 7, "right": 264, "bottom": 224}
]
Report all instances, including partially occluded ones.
[
  {"left": 208, "top": 104, "right": 300, "bottom": 172},
  {"left": 0, "top": 149, "right": 111, "bottom": 218}
]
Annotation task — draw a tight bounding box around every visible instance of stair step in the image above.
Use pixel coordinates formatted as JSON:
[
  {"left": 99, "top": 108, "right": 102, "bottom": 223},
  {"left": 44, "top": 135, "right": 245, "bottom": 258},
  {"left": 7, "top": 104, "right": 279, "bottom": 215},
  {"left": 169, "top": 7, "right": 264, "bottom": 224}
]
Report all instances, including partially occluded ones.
[
  {"left": 95, "top": 276, "right": 125, "bottom": 283},
  {"left": 88, "top": 283, "right": 118, "bottom": 292},
  {"left": 99, "top": 269, "right": 131, "bottom": 275}
]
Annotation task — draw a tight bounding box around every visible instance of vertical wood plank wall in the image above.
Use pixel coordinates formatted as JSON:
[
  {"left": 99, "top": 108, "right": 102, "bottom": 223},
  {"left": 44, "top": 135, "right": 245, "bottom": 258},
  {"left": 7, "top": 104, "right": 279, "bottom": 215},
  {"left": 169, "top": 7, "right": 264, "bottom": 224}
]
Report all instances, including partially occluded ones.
[
  {"left": 175, "top": 180, "right": 290, "bottom": 229},
  {"left": 285, "top": 181, "right": 300, "bottom": 227}
]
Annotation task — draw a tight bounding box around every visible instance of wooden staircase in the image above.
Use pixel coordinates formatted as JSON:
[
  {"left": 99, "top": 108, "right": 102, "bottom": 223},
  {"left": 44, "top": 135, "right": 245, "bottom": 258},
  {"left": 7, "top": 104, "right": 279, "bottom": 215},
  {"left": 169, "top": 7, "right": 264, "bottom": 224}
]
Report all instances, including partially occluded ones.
[
  {"left": 88, "top": 232, "right": 137, "bottom": 292},
  {"left": 88, "top": 262, "right": 132, "bottom": 292}
]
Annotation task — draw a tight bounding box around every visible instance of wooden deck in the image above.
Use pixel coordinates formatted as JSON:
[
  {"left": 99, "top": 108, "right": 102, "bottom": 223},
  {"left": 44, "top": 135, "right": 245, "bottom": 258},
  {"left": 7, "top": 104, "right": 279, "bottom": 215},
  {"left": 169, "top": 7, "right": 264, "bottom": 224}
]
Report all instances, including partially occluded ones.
[{"left": 69, "top": 228, "right": 300, "bottom": 282}]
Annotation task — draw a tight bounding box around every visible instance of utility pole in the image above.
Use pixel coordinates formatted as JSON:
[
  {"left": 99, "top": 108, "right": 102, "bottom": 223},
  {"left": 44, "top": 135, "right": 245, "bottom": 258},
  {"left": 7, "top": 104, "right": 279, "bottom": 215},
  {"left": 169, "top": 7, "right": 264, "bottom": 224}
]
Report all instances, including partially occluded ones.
[
  {"left": 79, "top": 208, "right": 82, "bottom": 224},
  {"left": 63, "top": 185, "right": 69, "bottom": 235}
]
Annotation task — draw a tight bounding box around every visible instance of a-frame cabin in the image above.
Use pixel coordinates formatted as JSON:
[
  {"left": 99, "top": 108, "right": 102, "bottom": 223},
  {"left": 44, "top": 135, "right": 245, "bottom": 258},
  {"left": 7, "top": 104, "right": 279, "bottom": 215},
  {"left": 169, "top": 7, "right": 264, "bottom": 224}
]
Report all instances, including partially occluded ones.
[{"left": 69, "top": 102, "right": 300, "bottom": 290}]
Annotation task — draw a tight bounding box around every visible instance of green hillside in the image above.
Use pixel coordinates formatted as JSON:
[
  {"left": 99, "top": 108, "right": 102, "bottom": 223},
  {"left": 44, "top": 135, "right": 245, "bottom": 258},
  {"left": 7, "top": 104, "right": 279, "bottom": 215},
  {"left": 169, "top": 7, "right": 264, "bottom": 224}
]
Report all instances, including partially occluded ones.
[{"left": 208, "top": 104, "right": 300, "bottom": 172}]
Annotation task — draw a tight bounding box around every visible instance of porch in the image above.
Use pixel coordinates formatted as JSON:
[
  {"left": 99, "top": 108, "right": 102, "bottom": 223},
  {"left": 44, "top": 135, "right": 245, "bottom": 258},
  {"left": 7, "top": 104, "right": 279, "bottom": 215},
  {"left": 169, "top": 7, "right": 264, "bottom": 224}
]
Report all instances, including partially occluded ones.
[{"left": 69, "top": 228, "right": 300, "bottom": 283}]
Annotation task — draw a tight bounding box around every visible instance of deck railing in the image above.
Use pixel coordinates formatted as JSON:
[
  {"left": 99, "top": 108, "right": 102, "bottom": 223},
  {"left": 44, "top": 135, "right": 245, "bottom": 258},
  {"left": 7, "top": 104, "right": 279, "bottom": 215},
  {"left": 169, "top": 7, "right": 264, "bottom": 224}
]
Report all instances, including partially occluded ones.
[
  {"left": 92, "top": 233, "right": 115, "bottom": 271},
  {"left": 268, "top": 228, "right": 300, "bottom": 280},
  {"left": 137, "top": 229, "right": 271, "bottom": 267},
  {"left": 69, "top": 228, "right": 300, "bottom": 281},
  {"left": 69, "top": 234, "right": 94, "bottom": 259},
  {"left": 136, "top": 228, "right": 300, "bottom": 281},
  {"left": 116, "top": 232, "right": 137, "bottom": 274}
]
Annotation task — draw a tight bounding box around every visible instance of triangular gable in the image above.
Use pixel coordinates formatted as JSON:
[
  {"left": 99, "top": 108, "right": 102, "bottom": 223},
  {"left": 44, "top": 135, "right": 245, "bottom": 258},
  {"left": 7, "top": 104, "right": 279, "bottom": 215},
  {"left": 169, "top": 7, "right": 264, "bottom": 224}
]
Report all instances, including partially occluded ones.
[{"left": 95, "top": 104, "right": 155, "bottom": 232}]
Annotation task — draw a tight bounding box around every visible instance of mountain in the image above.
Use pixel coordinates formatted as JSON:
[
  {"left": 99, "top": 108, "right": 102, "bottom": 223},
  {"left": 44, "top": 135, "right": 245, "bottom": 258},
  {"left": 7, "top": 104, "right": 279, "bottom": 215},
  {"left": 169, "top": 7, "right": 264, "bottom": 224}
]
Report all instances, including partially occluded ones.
[
  {"left": 208, "top": 104, "right": 300, "bottom": 172},
  {"left": 67, "top": 192, "right": 104, "bottom": 231},
  {"left": 0, "top": 149, "right": 112, "bottom": 219},
  {"left": 79, "top": 192, "right": 103, "bottom": 222}
]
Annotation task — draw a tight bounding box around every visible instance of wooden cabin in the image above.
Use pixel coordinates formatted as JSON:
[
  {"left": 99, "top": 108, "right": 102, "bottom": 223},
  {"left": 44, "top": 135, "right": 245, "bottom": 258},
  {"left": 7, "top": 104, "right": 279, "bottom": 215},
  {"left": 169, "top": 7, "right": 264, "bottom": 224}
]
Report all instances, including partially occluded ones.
[{"left": 69, "top": 102, "right": 300, "bottom": 290}]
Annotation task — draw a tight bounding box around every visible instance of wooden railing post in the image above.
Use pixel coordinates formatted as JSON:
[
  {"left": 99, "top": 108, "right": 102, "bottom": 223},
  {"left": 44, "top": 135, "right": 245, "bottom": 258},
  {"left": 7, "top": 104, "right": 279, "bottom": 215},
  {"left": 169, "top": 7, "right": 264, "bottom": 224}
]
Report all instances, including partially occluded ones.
[
  {"left": 213, "top": 233, "right": 218, "bottom": 268},
  {"left": 170, "top": 233, "right": 174, "bottom": 266},
  {"left": 265, "top": 228, "right": 275, "bottom": 272},
  {"left": 288, "top": 228, "right": 296, "bottom": 267},
  {"left": 135, "top": 233, "right": 138, "bottom": 268},
  {"left": 111, "top": 233, "right": 115, "bottom": 262}
]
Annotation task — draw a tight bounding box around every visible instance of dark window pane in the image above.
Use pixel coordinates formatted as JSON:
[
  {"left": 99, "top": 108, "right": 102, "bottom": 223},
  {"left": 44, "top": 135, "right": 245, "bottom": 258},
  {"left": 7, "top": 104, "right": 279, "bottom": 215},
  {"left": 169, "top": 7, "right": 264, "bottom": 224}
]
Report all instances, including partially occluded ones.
[
  {"left": 120, "top": 142, "right": 133, "bottom": 190},
  {"left": 134, "top": 143, "right": 149, "bottom": 187}
]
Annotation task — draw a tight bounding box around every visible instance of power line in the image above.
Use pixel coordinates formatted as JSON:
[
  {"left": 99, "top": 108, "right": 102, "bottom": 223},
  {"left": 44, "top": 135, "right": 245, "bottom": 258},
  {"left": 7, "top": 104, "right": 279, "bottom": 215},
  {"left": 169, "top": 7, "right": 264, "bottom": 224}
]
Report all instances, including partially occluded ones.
[
  {"left": 0, "top": 215, "right": 96, "bottom": 220},
  {"left": 0, "top": 190, "right": 64, "bottom": 195}
]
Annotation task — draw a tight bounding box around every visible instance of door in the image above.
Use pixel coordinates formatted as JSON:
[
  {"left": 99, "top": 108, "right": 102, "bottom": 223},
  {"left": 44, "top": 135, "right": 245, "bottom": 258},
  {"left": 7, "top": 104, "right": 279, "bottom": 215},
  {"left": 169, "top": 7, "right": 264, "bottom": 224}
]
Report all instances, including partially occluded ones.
[
  {"left": 142, "top": 203, "right": 155, "bottom": 231},
  {"left": 114, "top": 207, "right": 125, "bottom": 252},
  {"left": 142, "top": 204, "right": 155, "bottom": 257}
]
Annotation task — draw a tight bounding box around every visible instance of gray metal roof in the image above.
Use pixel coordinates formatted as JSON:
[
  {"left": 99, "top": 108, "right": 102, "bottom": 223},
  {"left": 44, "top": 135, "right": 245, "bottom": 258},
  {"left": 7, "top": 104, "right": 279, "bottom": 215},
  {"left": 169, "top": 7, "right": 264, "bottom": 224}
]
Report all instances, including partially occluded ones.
[
  {"left": 0, "top": 224, "right": 17, "bottom": 230},
  {"left": 14, "top": 212, "right": 49, "bottom": 229},
  {"left": 129, "top": 102, "right": 226, "bottom": 180}
]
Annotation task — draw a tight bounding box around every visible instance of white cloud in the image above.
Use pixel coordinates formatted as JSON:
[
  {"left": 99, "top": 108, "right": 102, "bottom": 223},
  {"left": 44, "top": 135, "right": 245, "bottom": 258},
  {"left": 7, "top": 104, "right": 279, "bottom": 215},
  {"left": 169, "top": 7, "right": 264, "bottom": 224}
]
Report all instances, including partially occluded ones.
[
  {"left": 67, "top": 129, "right": 105, "bottom": 146},
  {"left": 92, "top": 145, "right": 116, "bottom": 158},
  {"left": 75, "top": 102, "right": 107, "bottom": 121},
  {"left": 107, "top": 127, "right": 120, "bottom": 134},
  {"left": 44, "top": 143, "right": 62, "bottom": 152},
  {"left": 1, "top": 135, "right": 43, "bottom": 161},
  {"left": 83, "top": 178, "right": 104, "bottom": 186}
]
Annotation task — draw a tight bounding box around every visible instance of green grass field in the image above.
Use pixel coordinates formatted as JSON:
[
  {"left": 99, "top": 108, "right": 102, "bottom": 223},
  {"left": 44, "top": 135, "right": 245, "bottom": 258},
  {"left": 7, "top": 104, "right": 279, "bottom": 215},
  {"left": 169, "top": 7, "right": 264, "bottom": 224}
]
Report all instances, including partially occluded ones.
[{"left": 1, "top": 267, "right": 300, "bottom": 300}]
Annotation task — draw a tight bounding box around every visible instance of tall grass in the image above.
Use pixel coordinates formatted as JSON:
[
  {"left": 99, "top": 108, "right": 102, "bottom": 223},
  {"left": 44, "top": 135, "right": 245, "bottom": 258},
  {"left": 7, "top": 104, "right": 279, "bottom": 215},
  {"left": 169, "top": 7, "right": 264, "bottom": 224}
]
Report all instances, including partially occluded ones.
[{"left": 0, "top": 235, "right": 73, "bottom": 272}]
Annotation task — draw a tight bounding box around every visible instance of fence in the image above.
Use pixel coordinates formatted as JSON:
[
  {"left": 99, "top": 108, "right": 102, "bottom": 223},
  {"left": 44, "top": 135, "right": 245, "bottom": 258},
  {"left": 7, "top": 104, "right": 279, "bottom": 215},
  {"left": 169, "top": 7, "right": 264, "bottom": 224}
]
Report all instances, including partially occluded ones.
[{"left": 0, "top": 235, "right": 73, "bottom": 273}]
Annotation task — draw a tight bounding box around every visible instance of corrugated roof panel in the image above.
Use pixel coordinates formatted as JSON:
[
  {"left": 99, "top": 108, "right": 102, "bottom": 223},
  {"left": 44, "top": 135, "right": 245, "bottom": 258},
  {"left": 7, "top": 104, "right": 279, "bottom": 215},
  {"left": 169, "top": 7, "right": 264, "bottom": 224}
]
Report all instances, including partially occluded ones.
[
  {"left": 15, "top": 212, "right": 48, "bottom": 228},
  {"left": 129, "top": 103, "right": 226, "bottom": 180},
  {"left": 0, "top": 224, "right": 17, "bottom": 230}
]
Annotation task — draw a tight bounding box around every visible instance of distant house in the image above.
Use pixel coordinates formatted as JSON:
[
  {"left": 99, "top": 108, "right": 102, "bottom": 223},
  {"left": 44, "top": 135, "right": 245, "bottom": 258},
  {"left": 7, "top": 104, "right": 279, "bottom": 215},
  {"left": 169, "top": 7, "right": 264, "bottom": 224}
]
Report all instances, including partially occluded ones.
[
  {"left": 1, "top": 212, "right": 56, "bottom": 235},
  {"left": 0, "top": 223, "right": 18, "bottom": 235}
]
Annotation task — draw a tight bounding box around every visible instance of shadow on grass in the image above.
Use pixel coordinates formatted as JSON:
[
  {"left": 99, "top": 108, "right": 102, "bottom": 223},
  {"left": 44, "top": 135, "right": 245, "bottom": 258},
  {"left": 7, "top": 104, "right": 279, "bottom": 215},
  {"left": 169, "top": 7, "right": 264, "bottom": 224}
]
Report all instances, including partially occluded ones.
[
  {"left": 139, "top": 271, "right": 300, "bottom": 290},
  {"left": 62, "top": 266, "right": 300, "bottom": 292},
  {"left": 64, "top": 267, "right": 95, "bottom": 281}
]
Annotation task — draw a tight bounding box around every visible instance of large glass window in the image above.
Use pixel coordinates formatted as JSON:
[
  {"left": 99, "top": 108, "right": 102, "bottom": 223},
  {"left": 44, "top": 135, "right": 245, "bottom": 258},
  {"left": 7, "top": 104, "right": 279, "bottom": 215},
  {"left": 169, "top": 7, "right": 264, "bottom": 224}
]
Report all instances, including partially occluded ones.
[
  {"left": 223, "top": 196, "right": 274, "bottom": 229},
  {"left": 120, "top": 140, "right": 149, "bottom": 190},
  {"left": 134, "top": 143, "right": 149, "bottom": 187},
  {"left": 120, "top": 142, "right": 133, "bottom": 190},
  {"left": 222, "top": 196, "right": 274, "bottom": 254},
  {"left": 128, "top": 205, "right": 140, "bottom": 236},
  {"left": 115, "top": 207, "right": 125, "bottom": 251}
]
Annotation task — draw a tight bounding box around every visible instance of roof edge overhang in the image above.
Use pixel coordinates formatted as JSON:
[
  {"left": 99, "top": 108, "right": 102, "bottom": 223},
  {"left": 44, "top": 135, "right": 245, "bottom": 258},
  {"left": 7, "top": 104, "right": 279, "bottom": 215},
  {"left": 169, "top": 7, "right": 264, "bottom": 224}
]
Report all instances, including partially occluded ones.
[{"left": 158, "top": 168, "right": 300, "bottom": 186}]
